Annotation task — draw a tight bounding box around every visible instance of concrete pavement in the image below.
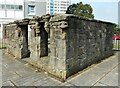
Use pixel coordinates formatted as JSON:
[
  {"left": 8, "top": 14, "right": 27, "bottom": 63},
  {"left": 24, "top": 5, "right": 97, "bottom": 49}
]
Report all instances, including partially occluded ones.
[{"left": 0, "top": 50, "right": 119, "bottom": 87}]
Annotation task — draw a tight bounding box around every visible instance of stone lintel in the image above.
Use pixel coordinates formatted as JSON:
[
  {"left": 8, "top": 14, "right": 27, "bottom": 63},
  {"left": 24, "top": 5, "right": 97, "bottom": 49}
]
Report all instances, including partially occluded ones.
[{"left": 14, "top": 19, "right": 30, "bottom": 26}]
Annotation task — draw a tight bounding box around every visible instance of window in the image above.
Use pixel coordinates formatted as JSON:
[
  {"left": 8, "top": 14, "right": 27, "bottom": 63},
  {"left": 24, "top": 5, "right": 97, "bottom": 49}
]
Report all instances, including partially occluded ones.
[
  {"left": 60, "top": 4, "right": 67, "bottom": 6},
  {"left": 6, "top": 5, "right": 11, "bottom": 9},
  {"left": 60, "top": 10, "right": 66, "bottom": 12},
  {"left": 60, "top": 1, "right": 67, "bottom": 3},
  {"left": 15, "top": 5, "right": 22, "bottom": 11},
  {"left": 0, "top": 4, "right": 22, "bottom": 10},
  {"left": 50, "top": 9, "right": 53, "bottom": 11},
  {"left": 60, "top": 7, "right": 66, "bottom": 9},
  {"left": 28, "top": 5, "right": 35, "bottom": 15},
  {"left": 11, "top": 5, "right": 14, "bottom": 9},
  {"left": 0, "top": 4, "right": 5, "bottom": 10},
  {"left": 50, "top": 3, "right": 53, "bottom": 5},
  {"left": 50, "top": 6, "right": 53, "bottom": 8},
  {"left": 15, "top": 5, "right": 19, "bottom": 10},
  {"left": 19, "top": 5, "right": 22, "bottom": 10},
  {"left": 50, "top": 12, "right": 53, "bottom": 14}
]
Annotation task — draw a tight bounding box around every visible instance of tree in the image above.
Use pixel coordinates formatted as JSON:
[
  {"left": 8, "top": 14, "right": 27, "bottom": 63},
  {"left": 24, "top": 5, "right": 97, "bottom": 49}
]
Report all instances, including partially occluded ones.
[
  {"left": 114, "top": 24, "right": 120, "bottom": 35},
  {"left": 66, "top": 2, "right": 94, "bottom": 19},
  {"left": 66, "top": 4, "right": 77, "bottom": 14}
]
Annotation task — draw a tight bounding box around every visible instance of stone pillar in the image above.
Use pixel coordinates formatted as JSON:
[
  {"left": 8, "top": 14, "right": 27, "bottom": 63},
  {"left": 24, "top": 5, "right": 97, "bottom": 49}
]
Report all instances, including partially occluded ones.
[
  {"left": 28, "top": 15, "right": 51, "bottom": 66},
  {"left": 49, "top": 14, "right": 69, "bottom": 80},
  {"left": 29, "top": 18, "right": 41, "bottom": 65}
]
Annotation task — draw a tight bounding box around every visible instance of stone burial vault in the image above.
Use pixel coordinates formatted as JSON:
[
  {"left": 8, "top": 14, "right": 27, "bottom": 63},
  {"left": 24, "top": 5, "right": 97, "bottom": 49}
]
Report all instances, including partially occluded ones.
[{"left": 3, "top": 14, "right": 115, "bottom": 81}]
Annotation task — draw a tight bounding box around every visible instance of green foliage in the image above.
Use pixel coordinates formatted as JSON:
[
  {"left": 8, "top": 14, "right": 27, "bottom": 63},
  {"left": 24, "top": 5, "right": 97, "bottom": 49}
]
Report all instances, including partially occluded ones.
[
  {"left": 66, "top": 2, "right": 94, "bottom": 19},
  {"left": 114, "top": 28, "right": 120, "bottom": 34},
  {"left": 66, "top": 4, "right": 77, "bottom": 14},
  {"left": 114, "top": 24, "right": 120, "bottom": 34}
]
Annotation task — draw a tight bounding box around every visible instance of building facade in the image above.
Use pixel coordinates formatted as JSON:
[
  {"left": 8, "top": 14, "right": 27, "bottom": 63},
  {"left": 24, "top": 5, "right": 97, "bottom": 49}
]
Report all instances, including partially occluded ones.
[
  {"left": 0, "top": 0, "right": 70, "bottom": 39},
  {"left": 24, "top": 0, "right": 70, "bottom": 18},
  {"left": 0, "top": 0, "right": 24, "bottom": 39},
  {"left": 46, "top": 0, "right": 70, "bottom": 14},
  {"left": 24, "top": 0, "right": 47, "bottom": 18}
]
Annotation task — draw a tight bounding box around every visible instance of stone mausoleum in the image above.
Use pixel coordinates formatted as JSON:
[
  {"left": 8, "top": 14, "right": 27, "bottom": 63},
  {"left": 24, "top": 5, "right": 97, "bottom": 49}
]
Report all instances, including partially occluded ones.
[{"left": 3, "top": 14, "right": 115, "bottom": 81}]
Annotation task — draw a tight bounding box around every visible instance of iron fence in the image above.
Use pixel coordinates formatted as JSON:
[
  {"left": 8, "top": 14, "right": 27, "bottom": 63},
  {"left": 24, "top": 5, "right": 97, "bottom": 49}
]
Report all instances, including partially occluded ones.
[
  {"left": 0, "top": 39, "right": 6, "bottom": 49},
  {"left": 0, "top": 30, "right": 6, "bottom": 49},
  {"left": 113, "top": 39, "right": 120, "bottom": 51}
]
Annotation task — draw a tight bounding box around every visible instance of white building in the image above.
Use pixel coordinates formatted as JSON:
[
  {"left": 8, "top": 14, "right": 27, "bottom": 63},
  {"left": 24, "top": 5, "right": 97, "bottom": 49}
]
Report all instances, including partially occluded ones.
[
  {"left": 0, "top": 0, "right": 24, "bottom": 39},
  {"left": 0, "top": 0, "right": 71, "bottom": 39},
  {"left": 46, "top": 0, "right": 70, "bottom": 14},
  {"left": 24, "top": 0, "right": 71, "bottom": 18}
]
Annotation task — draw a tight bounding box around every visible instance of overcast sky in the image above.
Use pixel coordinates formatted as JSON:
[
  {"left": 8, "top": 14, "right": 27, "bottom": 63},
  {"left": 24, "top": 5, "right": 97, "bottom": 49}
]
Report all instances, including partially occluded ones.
[{"left": 70, "top": 0, "right": 119, "bottom": 24}]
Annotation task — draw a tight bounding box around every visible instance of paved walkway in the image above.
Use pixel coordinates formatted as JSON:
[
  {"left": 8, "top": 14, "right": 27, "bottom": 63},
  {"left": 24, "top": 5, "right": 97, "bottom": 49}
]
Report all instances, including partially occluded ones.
[{"left": 0, "top": 50, "right": 119, "bottom": 87}]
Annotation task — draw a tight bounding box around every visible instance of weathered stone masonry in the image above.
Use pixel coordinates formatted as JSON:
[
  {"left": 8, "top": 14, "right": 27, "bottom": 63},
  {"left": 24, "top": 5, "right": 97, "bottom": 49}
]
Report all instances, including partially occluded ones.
[
  {"left": 3, "top": 19, "right": 30, "bottom": 59},
  {"left": 3, "top": 14, "right": 115, "bottom": 80}
]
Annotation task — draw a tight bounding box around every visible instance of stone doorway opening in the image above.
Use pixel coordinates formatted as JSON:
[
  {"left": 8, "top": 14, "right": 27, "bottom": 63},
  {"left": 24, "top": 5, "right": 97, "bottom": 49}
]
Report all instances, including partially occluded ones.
[
  {"left": 40, "top": 22, "right": 48, "bottom": 57},
  {"left": 20, "top": 25, "right": 30, "bottom": 58}
]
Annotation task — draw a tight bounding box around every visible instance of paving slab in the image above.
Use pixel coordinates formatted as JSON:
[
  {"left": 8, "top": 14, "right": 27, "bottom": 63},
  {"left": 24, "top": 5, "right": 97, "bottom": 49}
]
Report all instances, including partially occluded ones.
[
  {"left": 14, "top": 65, "right": 48, "bottom": 78},
  {"left": 1, "top": 50, "right": 119, "bottom": 87},
  {"left": 32, "top": 78, "right": 50, "bottom": 86},
  {"left": 93, "top": 82, "right": 108, "bottom": 86},
  {"left": 2, "top": 71, "right": 20, "bottom": 83},
  {"left": 16, "top": 87, "right": 36, "bottom": 88},
  {"left": 92, "top": 86, "right": 118, "bottom": 88},
  {"left": 2, "top": 81, "right": 14, "bottom": 86},
  {"left": 31, "top": 77, "right": 58, "bottom": 86},
  {"left": 10, "top": 73, "right": 47, "bottom": 86},
  {"left": 94, "top": 54, "right": 118, "bottom": 70},
  {"left": 67, "top": 69, "right": 102, "bottom": 86},
  {"left": 118, "top": 52, "right": 120, "bottom": 87},
  {"left": 67, "top": 53, "right": 118, "bottom": 86},
  {"left": 58, "top": 82, "right": 76, "bottom": 86},
  {"left": 39, "top": 78, "right": 62, "bottom": 86},
  {"left": 98, "top": 66, "right": 118, "bottom": 86}
]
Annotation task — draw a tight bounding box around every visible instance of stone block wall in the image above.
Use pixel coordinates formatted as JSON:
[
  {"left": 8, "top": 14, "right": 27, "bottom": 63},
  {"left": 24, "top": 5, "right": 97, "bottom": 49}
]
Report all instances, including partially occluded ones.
[
  {"left": 64, "top": 16, "right": 114, "bottom": 77},
  {"left": 48, "top": 14, "right": 115, "bottom": 79},
  {"left": 3, "top": 14, "right": 115, "bottom": 81},
  {"left": 3, "top": 19, "right": 30, "bottom": 59},
  {"left": 3, "top": 23, "right": 22, "bottom": 58}
]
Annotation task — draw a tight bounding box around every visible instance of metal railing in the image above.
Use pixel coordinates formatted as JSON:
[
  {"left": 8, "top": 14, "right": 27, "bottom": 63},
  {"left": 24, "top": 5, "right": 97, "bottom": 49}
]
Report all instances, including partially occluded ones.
[
  {"left": 113, "top": 39, "right": 120, "bottom": 51},
  {"left": 0, "top": 38, "right": 6, "bottom": 49},
  {"left": 0, "top": 30, "right": 6, "bottom": 49}
]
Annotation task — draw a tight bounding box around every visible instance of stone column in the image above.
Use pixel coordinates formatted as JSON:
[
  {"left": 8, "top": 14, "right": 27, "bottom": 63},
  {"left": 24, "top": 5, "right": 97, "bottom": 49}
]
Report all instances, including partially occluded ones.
[
  {"left": 49, "top": 14, "right": 69, "bottom": 80},
  {"left": 28, "top": 15, "right": 51, "bottom": 66},
  {"left": 29, "top": 19, "right": 41, "bottom": 66}
]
